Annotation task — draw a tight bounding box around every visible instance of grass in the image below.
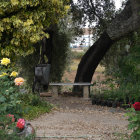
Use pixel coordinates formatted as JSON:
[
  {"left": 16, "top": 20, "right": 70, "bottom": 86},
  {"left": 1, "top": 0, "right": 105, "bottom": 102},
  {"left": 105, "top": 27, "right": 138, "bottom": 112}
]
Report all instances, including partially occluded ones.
[
  {"left": 68, "top": 49, "right": 105, "bottom": 73},
  {"left": 113, "top": 132, "right": 130, "bottom": 140},
  {"left": 71, "top": 51, "right": 85, "bottom": 60},
  {"left": 95, "top": 65, "right": 105, "bottom": 73},
  {"left": 20, "top": 93, "right": 53, "bottom": 120},
  {"left": 70, "top": 59, "right": 80, "bottom": 71},
  {"left": 23, "top": 104, "right": 53, "bottom": 120},
  {"left": 69, "top": 59, "right": 105, "bottom": 72}
]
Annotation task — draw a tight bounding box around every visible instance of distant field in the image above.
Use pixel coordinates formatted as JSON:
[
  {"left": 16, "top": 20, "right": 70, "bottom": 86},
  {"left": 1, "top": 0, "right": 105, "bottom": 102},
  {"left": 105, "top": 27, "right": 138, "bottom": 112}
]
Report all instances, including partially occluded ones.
[{"left": 71, "top": 48, "right": 84, "bottom": 52}]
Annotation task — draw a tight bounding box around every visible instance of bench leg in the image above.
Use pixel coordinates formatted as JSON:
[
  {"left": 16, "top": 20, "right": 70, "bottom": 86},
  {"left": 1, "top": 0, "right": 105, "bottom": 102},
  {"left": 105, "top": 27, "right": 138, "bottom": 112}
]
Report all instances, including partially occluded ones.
[
  {"left": 83, "top": 86, "right": 89, "bottom": 99},
  {"left": 52, "top": 86, "right": 58, "bottom": 98}
]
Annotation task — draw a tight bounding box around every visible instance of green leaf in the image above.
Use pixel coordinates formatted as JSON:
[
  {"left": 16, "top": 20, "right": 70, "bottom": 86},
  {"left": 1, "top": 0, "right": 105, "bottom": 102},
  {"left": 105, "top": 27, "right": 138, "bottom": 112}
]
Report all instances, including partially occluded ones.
[
  {"left": 137, "top": 129, "right": 140, "bottom": 134},
  {"left": 0, "top": 96, "right": 6, "bottom": 102}
]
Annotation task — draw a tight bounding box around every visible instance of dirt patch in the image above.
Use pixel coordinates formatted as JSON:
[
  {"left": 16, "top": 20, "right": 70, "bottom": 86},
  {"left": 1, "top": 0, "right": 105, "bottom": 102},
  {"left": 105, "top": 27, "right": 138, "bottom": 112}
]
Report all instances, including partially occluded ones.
[{"left": 31, "top": 97, "right": 130, "bottom": 140}]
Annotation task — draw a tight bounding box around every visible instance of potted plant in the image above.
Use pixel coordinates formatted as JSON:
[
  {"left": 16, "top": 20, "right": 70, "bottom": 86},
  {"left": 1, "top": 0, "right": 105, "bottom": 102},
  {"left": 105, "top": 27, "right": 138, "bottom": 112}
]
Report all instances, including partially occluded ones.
[{"left": 112, "top": 100, "right": 118, "bottom": 108}]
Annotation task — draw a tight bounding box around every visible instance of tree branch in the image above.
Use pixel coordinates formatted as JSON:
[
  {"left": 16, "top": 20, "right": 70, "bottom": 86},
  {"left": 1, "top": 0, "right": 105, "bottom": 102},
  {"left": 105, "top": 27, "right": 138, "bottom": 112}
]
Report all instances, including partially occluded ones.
[
  {"left": 86, "top": 0, "right": 107, "bottom": 28},
  {"left": 107, "top": 0, "right": 140, "bottom": 40}
]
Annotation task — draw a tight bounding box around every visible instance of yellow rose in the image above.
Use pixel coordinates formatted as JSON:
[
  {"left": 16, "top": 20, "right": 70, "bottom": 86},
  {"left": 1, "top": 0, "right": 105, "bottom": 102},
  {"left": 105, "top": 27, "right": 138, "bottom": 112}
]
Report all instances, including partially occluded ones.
[
  {"left": 14, "top": 77, "right": 24, "bottom": 86},
  {"left": 10, "top": 71, "right": 18, "bottom": 77},
  {"left": 1, "top": 58, "right": 10, "bottom": 66},
  {"left": 0, "top": 72, "right": 8, "bottom": 77}
]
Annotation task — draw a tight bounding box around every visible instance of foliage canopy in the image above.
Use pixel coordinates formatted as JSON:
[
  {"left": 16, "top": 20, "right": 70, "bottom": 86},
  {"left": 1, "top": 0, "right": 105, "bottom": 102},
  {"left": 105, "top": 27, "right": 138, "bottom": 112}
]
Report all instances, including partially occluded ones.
[{"left": 0, "top": 0, "right": 70, "bottom": 57}]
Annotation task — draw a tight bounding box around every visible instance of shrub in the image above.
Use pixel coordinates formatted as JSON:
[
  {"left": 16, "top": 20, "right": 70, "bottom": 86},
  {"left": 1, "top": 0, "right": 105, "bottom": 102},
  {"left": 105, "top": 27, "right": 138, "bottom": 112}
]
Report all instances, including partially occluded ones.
[
  {"left": 0, "top": 116, "right": 34, "bottom": 140},
  {"left": 0, "top": 58, "right": 25, "bottom": 118},
  {"left": 126, "top": 107, "right": 140, "bottom": 140},
  {"left": 0, "top": 57, "right": 53, "bottom": 139},
  {"left": 98, "top": 31, "right": 140, "bottom": 104},
  {"left": 19, "top": 93, "right": 53, "bottom": 120}
]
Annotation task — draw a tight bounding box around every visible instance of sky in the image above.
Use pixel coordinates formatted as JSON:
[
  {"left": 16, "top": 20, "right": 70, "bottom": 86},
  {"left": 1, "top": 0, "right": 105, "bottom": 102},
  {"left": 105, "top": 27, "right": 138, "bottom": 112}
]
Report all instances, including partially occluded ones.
[{"left": 115, "top": 0, "right": 123, "bottom": 9}]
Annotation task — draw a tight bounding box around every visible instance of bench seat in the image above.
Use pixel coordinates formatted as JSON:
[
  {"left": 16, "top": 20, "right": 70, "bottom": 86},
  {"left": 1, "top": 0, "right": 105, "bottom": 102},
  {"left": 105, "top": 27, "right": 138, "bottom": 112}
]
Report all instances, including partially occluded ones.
[{"left": 49, "top": 82, "right": 91, "bottom": 99}]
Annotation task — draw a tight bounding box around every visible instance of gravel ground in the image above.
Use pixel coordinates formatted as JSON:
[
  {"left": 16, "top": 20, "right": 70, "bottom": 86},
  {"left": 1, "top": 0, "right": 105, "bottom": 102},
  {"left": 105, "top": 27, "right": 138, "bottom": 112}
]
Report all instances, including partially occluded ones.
[{"left": 31, "top": 97, "right": 131, "bottom": 140}]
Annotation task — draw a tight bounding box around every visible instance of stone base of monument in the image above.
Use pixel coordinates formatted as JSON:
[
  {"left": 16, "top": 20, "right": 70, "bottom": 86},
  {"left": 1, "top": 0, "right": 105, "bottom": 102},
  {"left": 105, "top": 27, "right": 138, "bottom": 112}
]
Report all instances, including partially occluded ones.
[{"left": 15, "top": 121, "right": 35, "bottom": 140}]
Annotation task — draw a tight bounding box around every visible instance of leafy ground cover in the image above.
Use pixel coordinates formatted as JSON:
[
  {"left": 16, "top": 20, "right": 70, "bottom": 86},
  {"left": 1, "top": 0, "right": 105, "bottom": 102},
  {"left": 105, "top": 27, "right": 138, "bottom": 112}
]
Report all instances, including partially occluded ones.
[{"left": 21, "top": 94, "right": 53, "bottom": 120}]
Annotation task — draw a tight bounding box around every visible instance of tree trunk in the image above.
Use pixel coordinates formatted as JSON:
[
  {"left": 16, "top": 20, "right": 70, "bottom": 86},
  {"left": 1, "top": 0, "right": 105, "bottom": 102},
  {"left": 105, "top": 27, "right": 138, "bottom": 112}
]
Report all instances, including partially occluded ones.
[
  {"left": 74, "top": 32, "right": 114, "bottom": 91},
  {"left": 74, "top": 0, "right": 140, "bottom": 92}
]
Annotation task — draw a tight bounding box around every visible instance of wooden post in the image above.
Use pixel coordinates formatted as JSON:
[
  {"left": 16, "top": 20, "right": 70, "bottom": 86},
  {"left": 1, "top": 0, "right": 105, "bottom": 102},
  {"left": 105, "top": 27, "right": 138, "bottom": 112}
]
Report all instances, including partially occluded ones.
[
  {"left": 52, "top": 86, "right": 58, "bottom": 98},
  {"left": 83, "top": 86, "right": 89, "bottom": 99}
]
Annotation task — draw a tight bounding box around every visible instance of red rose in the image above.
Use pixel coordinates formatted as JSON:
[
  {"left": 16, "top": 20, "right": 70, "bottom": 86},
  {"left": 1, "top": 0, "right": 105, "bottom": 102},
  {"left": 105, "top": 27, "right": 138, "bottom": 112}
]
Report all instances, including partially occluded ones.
[
  {"left": 7, "top": 114, "right": 15, "bottom": 122},
  {"left": 16, "top": 118, "right": 25, "bottom": 129},
  {"left": 133, "top": 102, "right": 140, "bottom": 111}
]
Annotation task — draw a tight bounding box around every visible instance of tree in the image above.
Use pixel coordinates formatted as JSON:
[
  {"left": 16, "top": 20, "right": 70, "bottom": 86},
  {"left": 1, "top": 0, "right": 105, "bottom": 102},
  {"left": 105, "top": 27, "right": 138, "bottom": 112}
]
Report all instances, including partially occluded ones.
[
  {"left": 0, "top": 0, "right": 70, "bottom": 57},
  {"left": 19, "top": 12, "right": 78, "bottom": 88},
  {"left": 71, "top": 0, "right": 116, "bottom": 40},
  {"left": 73, "top": 0, "right": 140, "bottom": 91}
]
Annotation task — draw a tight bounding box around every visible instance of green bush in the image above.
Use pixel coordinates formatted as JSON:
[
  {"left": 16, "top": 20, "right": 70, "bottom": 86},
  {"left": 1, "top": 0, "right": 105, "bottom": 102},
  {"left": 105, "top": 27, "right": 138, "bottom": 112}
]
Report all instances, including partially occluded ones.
[
  {"left": 126, "top": 108, "right": 140, "bottom": 140},
  {"left": 23, "top": 104, "right": 52, "bottom": 120},
  {"left": 0, "top": 58, "right": 53, "bottom": 139},
  {"left": 19, "top": 93, "right": 53, "bottom": 120},
  {"left": 0, "top": 120, "right": 34, "bottom": 140},
  {"left": 0, "top": 58, "right": 24, "bottom": 118},
  {"left": 99, "top": 31, "right": 140, "bottom": 103},
  {"left": 100, "top": 30, "right": 140, "bottom": 138}
]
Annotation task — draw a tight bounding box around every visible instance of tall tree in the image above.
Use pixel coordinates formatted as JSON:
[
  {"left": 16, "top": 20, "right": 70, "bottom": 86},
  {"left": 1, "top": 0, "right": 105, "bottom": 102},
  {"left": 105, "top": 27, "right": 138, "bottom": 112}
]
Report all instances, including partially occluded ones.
[{"left": 73, "top": 0, "right": 140, "bottom": 91}]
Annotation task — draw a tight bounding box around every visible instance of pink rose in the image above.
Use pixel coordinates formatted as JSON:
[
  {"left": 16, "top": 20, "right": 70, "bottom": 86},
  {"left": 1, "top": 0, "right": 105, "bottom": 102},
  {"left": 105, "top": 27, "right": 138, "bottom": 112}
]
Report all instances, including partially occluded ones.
[
  {"left": 7, "top": 114, "right": 15, "bottom": 122},
  {"left": 16, "top": 118, "right": 25, "bottom": 129}
]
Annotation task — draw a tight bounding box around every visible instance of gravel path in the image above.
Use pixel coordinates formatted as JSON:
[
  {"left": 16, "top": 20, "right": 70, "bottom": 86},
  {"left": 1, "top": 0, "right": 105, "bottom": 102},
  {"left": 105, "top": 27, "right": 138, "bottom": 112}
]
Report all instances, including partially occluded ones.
[{"left": 31, "top": 97, "right": 130, "bottom": 140}]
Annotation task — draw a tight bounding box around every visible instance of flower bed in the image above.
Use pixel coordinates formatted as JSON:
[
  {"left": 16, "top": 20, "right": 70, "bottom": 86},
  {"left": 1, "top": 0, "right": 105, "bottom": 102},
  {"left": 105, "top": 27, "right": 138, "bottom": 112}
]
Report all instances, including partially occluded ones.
[{"left": 0, "top": 57, "right": 47, "bottom": 139}]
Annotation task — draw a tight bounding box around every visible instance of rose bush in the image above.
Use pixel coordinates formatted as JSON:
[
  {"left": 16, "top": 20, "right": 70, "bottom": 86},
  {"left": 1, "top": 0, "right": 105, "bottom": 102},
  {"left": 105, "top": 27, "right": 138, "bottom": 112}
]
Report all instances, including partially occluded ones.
[
  {"left": 0, "top": 57, "right": 28, "bottom": 139},
  {"left": 133, "top": 102, "right": 140, "bottom": 111},
  {"left": 0, "top": 58, "right": 24, "bottom": 117},
  {"left": 0, "top": 57, "right": 52, "bottom": 139},
  {"left": 7, "top": 114, "right": 15, "bottom": 123},
  {"left": 126, "top": 102, "right": 140, "bottom": 139}
]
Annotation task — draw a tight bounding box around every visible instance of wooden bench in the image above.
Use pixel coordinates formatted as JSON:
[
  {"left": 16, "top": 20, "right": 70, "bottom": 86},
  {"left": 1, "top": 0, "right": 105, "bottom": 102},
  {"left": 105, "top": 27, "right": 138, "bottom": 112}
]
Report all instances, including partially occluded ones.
[{"left": 49, "top": 83, "right": 91, "bottom": 99}]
